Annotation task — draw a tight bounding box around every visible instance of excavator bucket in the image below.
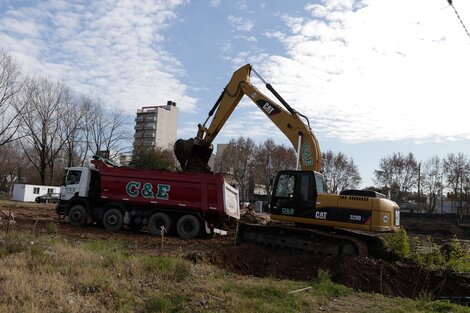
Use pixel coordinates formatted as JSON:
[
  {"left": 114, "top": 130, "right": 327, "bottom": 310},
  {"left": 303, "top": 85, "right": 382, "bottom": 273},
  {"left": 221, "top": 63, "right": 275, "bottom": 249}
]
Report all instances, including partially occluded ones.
[{"left": 174, "top": 138, "right": 213, "bottom": 172}]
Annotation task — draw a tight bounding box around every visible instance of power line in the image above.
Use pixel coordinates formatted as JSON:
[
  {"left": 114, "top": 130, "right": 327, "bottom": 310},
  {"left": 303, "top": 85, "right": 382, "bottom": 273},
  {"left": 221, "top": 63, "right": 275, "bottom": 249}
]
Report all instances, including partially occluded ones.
[{"left": 447, "top": 0, "right": 470, "bottom": 40}]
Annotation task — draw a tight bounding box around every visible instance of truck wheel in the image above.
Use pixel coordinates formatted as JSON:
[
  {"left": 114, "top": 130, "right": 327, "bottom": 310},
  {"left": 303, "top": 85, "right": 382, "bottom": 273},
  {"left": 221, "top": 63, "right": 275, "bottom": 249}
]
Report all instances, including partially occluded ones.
[
  {"left": 103, "top": 208, "right": 124, "bottom": 232},
  {"left": 148, "top": 212, "right": 172, "bottom": 236},
  {"left": 68, "top": 204, "right": 88, "bottom": 227},
  {"left": 176, "top": 215, "right": 201, "bottom": 239}
]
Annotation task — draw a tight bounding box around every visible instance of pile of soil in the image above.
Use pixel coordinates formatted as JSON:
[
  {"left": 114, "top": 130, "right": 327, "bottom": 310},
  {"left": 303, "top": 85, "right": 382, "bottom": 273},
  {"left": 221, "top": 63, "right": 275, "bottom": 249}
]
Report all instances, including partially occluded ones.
[
  {"left": 209, "top": 244, "right": 470, "bottom": 300},
  {"left": 239, "top": 205, "right": 270, "bottom": 225}
]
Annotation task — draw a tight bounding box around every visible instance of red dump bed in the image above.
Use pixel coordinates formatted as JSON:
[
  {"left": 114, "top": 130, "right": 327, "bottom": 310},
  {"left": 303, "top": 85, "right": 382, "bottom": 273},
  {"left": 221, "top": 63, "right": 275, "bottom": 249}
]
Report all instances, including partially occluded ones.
[{"left": 91, "top": 160, "right": 240, "bottom": 219}]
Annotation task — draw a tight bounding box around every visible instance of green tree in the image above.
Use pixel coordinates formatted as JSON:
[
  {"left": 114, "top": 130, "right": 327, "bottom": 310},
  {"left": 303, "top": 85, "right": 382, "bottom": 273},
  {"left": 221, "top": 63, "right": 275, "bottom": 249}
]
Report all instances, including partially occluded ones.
[{"left": 130, "top": 147, "right": 176, "bottom": 170}]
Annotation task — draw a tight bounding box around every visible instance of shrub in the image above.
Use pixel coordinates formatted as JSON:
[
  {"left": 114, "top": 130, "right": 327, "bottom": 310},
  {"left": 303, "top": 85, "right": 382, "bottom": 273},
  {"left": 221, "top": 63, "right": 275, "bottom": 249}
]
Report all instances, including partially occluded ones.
[
  {"left": 384, "top": 227, "right": 411, "bottom": 258},
  {"left": 45, "top": 222, "right": 58, "bottom": 234}
]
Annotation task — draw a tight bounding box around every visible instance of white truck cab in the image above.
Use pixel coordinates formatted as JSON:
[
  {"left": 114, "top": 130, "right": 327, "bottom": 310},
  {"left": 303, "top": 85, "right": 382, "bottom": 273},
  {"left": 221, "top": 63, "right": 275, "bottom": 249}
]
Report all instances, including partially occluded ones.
[{"left": 60, "top": 167, "right": 92, "bottom": 201}]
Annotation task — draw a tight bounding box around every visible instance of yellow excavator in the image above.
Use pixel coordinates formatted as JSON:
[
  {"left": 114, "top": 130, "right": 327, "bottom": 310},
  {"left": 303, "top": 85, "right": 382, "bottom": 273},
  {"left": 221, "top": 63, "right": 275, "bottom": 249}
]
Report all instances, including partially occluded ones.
[{"left": 175, "top": 64, "right": 400, "bottom": 255}]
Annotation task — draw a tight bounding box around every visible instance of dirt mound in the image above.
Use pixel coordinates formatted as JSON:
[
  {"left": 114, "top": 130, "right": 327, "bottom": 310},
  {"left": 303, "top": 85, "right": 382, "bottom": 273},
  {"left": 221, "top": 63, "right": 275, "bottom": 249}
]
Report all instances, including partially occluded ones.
[
  {"left": 209, "top": 244, "right": 470, "bottom": 300},
  {"left": 239, "top": 205, "right": 270, "bottom": 225}
]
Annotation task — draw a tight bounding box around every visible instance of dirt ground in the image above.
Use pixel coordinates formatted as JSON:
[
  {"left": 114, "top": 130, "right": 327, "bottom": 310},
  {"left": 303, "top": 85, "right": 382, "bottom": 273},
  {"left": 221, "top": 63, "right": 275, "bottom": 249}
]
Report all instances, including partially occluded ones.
[{"left": 1, "top": 200, "right": 469, "bottom": 302}]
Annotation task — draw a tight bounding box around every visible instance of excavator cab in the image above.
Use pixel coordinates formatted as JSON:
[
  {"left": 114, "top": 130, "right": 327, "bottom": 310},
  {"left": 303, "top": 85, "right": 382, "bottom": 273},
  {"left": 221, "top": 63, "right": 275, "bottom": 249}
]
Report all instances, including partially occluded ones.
[{"left": 270, "top": 170, "right": 325, "bottom": 218}]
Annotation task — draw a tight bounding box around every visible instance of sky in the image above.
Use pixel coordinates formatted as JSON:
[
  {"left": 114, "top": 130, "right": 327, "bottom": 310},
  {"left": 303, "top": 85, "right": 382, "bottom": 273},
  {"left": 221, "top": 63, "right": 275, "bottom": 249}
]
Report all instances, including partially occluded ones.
[{"left": 1, "top": 0, "right": 470, "bottom": 187}]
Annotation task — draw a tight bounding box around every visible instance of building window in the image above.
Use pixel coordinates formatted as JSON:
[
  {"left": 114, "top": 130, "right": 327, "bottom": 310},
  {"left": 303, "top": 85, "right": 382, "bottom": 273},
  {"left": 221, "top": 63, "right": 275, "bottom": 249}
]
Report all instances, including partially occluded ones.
[
  {"left": 33, "top": 187, "right": 40, "bottom": 194},
  {"left": 143, "top": 132, "right": 155, "bottom": 138},
  {"left": 143, "top": 140, "right": 155, "bottom": 146}
]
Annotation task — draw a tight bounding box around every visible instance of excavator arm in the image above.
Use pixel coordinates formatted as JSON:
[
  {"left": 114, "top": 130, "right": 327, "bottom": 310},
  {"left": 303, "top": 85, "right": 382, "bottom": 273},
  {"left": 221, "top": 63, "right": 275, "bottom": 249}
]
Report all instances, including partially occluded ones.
[{"left": 175, "top": 64, "right": 322, "bottom": 172}]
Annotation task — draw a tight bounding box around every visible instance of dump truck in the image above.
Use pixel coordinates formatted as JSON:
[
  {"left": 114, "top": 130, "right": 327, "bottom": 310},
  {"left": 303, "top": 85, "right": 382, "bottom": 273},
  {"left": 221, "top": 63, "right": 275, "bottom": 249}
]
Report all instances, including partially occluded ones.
[{"left": 56, "top": 158, "right": 240, "bottom": 238}]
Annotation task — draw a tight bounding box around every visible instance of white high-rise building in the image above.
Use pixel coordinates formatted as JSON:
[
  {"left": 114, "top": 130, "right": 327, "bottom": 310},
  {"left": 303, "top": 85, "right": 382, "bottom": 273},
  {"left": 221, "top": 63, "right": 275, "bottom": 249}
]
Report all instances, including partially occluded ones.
[{"left": 134, "top": 101, "right": 179, "bottom": 149}]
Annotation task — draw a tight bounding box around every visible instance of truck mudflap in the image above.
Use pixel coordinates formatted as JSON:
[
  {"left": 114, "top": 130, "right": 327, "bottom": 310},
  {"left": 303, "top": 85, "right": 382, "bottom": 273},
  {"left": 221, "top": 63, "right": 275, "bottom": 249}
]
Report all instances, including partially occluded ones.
[{"left": 236, "top": 223, "right": 387, "bottom": 256}]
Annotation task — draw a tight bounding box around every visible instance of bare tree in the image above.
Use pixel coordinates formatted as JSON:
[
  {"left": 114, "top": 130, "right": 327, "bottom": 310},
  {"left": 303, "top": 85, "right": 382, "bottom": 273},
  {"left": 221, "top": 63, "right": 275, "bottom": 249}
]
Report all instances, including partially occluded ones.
[
  {"left": 322, "top": 150, "right": 361, "bottom": 194},
  {"left": 443, "top": 152, "right": 470, "bottom": 213},
  {"left": 421, "top": 156, "right": 444, "bottom": 213},
  {"left": 84, "top": 99, "right": 130, "bottom": 161},
  {"left": 17, "top": 76, "right": 74, "bottom": 185},
  {"left": 220, "top": 137, "right": 255, "bottom": 201},
  {"left": 252, "top": 138, "right": 296, "bottom": 202},
  {"left": 374, "top": 152, "right": 419, "bottom": 202},
  {"left": 61, "top": 95, "right": 91, "bottom": 167},
  {"left": 0, "top": 142, "right": 29, "bottom": 194},
  {"left": 0, "top": 49, "right": 23, "bottom": 146}
]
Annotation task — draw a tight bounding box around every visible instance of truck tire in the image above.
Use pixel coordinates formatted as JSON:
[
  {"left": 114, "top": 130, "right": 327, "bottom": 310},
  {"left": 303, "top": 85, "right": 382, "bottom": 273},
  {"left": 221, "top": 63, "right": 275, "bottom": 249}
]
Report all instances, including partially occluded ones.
[
  {"left": 103, "top": 208, "right": 124, "bottom": 232},
  {"left": 176, "top": 215, "right": 201, "bottom": 239},
  {"left": 148, "top": 212, "right": 172, "bottom": 236},
  {"left": 68, "top": 204, "right": 88, "bottom": 227}
]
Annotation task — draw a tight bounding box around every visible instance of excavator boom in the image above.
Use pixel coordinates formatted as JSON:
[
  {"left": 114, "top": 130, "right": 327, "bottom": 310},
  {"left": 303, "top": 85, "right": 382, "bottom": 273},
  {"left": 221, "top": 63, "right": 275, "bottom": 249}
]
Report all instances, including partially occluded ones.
[{"left": 174, "top": 64, "right": 321, "bottom": 173}]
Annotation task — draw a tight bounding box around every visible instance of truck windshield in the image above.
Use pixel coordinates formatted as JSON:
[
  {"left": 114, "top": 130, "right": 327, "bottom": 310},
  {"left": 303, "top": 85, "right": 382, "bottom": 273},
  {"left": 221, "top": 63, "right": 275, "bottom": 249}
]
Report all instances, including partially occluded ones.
[{"left": 65, "top": 170, "right": 82, "bottom": 186}]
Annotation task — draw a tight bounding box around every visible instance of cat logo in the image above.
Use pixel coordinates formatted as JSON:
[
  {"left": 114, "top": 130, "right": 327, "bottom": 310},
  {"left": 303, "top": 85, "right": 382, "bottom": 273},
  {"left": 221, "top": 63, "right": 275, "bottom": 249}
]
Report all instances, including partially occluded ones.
[
  {"left": 255, "top": 100, "right": 280, "bottom": 116},
  {"left": 263, "top": 102, "right": 275, "bottom": 114},
  {"left": 315, "top": 211, "right": 327, "bottom": 220}
]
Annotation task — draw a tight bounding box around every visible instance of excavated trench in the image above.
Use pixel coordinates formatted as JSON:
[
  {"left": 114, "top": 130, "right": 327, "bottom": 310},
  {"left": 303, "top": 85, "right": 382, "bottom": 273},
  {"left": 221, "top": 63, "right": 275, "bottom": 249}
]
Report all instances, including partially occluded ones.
[{"left": 208, "top": 243, "right": 469, "bottom": 302}]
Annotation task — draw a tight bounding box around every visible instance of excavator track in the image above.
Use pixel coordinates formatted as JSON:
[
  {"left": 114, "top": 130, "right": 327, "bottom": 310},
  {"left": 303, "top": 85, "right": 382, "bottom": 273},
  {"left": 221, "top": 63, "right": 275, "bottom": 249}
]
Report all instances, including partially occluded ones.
[{"left": 236, "top": 223, "right": 386, "bottom": 257}]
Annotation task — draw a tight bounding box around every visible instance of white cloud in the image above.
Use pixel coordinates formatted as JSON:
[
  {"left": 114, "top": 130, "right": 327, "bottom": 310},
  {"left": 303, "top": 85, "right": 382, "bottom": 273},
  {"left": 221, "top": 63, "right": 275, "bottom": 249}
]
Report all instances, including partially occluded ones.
[
  {"left": 0, "top": 0, "right": 197, "bottom": 114},
  {"left": 210, "top": 0, "right": 221, "bottom": 7},
  {"left": 257, "top": 0, "right": 470, "bottom": 143},
  {"left": 228, "top": 15, "right": 254, "bottom": 32}
]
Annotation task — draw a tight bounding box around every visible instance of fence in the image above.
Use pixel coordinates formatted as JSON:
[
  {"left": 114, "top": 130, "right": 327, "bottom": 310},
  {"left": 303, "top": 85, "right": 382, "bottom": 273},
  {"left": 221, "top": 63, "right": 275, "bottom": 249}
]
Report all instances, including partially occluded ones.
[{"left": 401, "top": 212, "right": 470, "bottom": 224}]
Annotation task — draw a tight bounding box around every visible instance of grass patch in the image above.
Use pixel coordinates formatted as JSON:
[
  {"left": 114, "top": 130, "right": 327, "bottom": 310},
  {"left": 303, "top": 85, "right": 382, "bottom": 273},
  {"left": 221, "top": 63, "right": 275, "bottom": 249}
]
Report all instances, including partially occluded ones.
[
  {"left": 237, "top": 282, "right": 303, "bottom": 313},
  {"left": 313, "top": 269, "right": 353, "bottom": 297},
  {"left": 45, "top": 222, "right": 59, "bottom": 234},
  {"left": 83, "top": 239, "right": 130, "bottom": 268},
  {"left": 416, "top": 298, "right": 470, "bottom": 313},
  {"left": 139, "top": 255, "right": 191, "bottom": 282},
  {"left": 83, "top": 239, "right": 126, "bottom": 254},
  {"left": 144, "top": 294, "right": 187, "bottom": 313},
  {"left": 0, "top": 232, "right": 468, "bottom": 313},
  {"left": 0, "top": 238, "right": 27, "bottom": 257},
  {"left": 141, "top": 255, "right": 173, "bottom": 272}
]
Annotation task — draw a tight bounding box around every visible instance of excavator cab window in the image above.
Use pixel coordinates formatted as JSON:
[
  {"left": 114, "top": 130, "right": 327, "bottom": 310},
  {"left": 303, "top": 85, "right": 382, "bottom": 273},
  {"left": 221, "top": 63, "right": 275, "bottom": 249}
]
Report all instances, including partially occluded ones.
[
  {"left": 299, "top": 174, "right": 311, "bottom": 202},
  {"left": 274, "top": 174, "right": 295, "bottom": 198},
  {"left": 273, "top": 171, "right": 316, "bottom": 202},
  {"left": 271, "top": 171, "right": 317, "bottom": 217},
  {"left": 315, "top": 172, "right": 326, "bottom": 194}
]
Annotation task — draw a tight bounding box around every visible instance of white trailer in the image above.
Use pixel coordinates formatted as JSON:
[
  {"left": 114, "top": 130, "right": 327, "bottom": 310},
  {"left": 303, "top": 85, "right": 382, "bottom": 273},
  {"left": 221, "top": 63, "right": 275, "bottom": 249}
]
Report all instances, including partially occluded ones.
[{"left": 11, "top": 184, "right": 60, "bottom": 202}]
